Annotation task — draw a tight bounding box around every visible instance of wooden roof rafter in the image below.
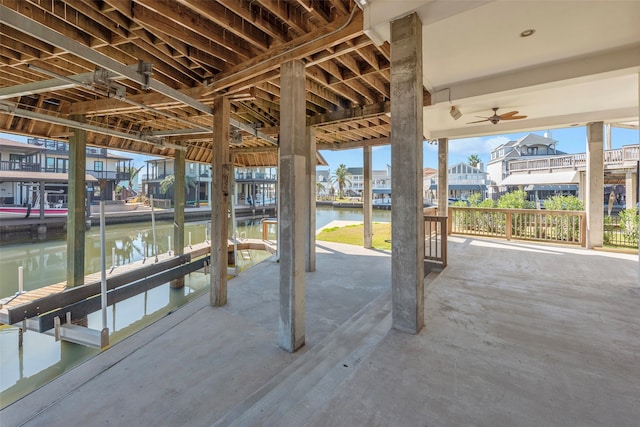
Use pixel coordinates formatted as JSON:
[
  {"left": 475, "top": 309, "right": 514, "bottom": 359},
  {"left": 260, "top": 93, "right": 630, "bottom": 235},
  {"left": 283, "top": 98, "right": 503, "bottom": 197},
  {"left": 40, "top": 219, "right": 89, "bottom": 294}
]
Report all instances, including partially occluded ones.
[{"left": 0, "top": 0, "right": 405, "bottom": 166}]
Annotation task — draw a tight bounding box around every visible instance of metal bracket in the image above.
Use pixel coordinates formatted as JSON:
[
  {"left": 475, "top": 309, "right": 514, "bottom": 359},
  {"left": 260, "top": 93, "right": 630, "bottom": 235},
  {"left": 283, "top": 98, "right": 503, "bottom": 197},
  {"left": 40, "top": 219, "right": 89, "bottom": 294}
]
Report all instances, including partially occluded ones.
[
  {"left": 137, "top": 60, "right": 153, "bottom": 90},
  {"left": 92, "top": 68, "right": 112, "bottom": 87},
  {"left": 54, "top": 316, "right": 60, "bottom": 341}
]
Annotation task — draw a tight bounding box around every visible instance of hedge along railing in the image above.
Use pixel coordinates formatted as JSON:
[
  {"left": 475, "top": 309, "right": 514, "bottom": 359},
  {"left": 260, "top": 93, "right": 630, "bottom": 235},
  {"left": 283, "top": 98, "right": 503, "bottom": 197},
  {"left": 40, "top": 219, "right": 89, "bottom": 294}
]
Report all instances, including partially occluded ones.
[{"left": 448, "top": 207, "right": 586, "bottom": 247}]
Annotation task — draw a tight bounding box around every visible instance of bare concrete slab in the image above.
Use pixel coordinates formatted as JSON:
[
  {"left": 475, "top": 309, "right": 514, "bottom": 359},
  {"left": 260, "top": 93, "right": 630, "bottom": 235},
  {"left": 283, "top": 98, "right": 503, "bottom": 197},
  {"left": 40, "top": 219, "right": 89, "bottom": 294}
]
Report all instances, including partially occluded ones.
[{"left": 2, "top": 238, "right": 639, "bottom": 427}]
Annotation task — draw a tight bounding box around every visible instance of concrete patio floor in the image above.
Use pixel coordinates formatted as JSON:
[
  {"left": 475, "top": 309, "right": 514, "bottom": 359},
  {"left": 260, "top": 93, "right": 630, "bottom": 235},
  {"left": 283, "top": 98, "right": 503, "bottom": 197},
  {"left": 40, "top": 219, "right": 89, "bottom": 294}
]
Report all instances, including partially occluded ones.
[{"left": 2, "top": 237, "right": 639, "bottom": 426}]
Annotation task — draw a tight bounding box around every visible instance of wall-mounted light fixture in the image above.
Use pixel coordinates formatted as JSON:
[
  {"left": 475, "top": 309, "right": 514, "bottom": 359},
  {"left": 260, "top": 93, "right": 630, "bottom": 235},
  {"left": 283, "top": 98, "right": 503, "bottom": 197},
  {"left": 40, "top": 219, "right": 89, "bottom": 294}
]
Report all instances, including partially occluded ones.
[
  {"left": 450, "top": 105, "right": 462, "bottom": 120},
  {"left": 435, "top": 87, "right": 462, "bottom": 120}
]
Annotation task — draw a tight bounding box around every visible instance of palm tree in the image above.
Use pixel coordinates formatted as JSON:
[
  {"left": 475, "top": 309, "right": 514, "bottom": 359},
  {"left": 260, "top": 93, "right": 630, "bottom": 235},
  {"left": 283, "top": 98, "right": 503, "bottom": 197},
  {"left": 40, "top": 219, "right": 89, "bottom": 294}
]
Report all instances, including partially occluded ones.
[
  {"left": 159, "top": 174, "right": 196, "bottom": 201},
  {"left": 127, "top": 166, "right": 144, "bottom": 195},
  {"left": 468, "top": 154, "right": 481, "bottom": 168},
  {"left": 316, "top": 182, "right": 325, "bottom": 196},
  {"left": 331, "top": 164, "right": 352, "bottom": 199}
]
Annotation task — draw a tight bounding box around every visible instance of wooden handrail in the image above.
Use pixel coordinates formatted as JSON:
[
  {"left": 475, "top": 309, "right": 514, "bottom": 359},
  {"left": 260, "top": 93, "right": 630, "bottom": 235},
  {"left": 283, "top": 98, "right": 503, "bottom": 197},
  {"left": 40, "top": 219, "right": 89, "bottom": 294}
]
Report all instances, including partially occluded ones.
[{"left": 448, "top": 206, "right": 586, "bottom": 247}]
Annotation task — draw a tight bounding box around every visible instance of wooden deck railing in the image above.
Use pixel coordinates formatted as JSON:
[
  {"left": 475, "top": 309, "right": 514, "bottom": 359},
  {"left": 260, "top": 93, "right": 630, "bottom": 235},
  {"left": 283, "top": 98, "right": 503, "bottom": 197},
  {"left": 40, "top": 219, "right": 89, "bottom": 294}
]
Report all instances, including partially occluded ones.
[
  {"left": 424, "top": 208, "right": 447, "bottom": 267},
  {"left": 508, "top": 145, "right": 639, "bottom": 175},
  {"left": 261, "top": 218, "right": 278, "bottom": 242},
  {"left": 448, "top": 207, "right": 586, "bottom": 247}
]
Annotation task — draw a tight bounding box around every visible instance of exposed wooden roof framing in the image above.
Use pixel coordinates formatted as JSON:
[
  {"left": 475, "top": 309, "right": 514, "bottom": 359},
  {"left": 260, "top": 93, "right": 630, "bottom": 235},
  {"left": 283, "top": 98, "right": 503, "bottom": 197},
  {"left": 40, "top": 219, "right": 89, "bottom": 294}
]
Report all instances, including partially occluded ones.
[{"left": 0, "top": 0, "right": 409, "bottom": 166}]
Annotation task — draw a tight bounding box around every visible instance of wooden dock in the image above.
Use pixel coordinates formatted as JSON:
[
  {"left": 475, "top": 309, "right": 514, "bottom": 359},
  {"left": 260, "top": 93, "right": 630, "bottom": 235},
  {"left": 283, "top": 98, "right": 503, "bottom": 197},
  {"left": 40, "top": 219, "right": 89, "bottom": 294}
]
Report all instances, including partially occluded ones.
[{"left": 0, "top": 238, "right": 276, "bottom": 326}]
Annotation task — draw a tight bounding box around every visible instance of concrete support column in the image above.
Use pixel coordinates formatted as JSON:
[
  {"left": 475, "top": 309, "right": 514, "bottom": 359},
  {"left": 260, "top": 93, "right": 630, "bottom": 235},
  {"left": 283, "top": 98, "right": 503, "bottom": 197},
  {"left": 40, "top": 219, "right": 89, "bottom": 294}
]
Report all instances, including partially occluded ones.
[
  {"left": 66, "top": 115, "right": 87, "bottom": 288},
  {"left": 390, "top": 13, "right": 425, "bottom": 334},
  {"left": 279, "top": 59, "right": 307, "bottom": 352},
  {"left": 306, "top": 126, "right": 316, "bottom": 272},
  {"left": 586, "top": 121, "right": 604, "bottom": 248},
  {"left": 578, "top": 171, "right": 586, "bottom": 203},
  {"left": 437, "top": 138, "right": 448, "bottom": 216},
  {"left": 363, "top": 146, "right": 373, "bottom": 248},
  {"left": 625, "top": 172, "right": 637, "bottom": 209},
  {"left": 171, "top": 149, "right": 185, "bottom": 288},
  {"left": 211, "top": 96, "right": 230, "bottom": 307}
]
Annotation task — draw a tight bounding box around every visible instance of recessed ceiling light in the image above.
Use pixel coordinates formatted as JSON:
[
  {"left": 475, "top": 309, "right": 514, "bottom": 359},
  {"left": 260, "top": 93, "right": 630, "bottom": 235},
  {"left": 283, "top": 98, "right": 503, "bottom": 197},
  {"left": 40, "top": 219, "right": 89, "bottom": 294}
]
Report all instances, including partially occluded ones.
[{"left": 520, "top": 29, "right": 535, "bottom": 38}]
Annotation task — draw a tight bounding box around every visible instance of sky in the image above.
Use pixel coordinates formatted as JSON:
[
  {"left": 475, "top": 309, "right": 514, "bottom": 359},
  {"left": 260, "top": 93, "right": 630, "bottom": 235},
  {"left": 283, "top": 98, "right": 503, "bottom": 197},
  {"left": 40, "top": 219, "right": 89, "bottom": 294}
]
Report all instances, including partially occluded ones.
[
  {"left": 318, "top": 126, "right": 640, "bottom": 173},
  {"left": 2, "top": 125, "right": 638, "bottom": 174}
]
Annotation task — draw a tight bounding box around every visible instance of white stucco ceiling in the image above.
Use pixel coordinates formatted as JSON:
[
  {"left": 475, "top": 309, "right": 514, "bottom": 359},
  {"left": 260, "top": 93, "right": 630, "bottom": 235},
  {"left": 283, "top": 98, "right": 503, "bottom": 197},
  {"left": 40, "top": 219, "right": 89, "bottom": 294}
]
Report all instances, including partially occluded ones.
[{"left": 363, "top": 0, "right": 640, "bottom": 139}]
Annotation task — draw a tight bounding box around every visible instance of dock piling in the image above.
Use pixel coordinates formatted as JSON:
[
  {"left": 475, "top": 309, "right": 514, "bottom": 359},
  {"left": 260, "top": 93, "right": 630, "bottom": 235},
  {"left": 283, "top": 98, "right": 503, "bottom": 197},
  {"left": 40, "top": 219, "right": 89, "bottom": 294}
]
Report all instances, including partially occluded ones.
[{"left": 18, "top": 265, "right": 24, "bottom": 294}]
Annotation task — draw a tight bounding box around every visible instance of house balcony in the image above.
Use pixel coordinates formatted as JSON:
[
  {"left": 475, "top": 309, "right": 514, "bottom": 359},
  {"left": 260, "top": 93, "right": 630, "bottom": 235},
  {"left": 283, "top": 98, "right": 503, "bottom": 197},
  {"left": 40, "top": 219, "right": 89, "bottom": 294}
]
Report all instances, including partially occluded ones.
[
  {"left": 0, "top": 161, "right": 41, "bottom": 172},
  {"left": 508, "top": 145, "right": 639, "bottom": 175},
  {"left": 88, "top": 170, "right": 130, "bottom": 181},
  {"left": 235, "top": 171, "right": 277, "bottom": 181}
]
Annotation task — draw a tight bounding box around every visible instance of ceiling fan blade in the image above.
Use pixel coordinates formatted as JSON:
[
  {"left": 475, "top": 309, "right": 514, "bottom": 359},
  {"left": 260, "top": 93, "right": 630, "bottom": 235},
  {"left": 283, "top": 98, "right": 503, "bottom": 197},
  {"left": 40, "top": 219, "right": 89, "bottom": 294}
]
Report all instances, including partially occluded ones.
[
  {"left": 498, "top": 111, "right": 519, "bottom": 118},
  {"left": 501, "top": 115, "right": 527, "bottom": 120},
  {"left": 466, "top": 119, "right": 489, "bottom": 124}
]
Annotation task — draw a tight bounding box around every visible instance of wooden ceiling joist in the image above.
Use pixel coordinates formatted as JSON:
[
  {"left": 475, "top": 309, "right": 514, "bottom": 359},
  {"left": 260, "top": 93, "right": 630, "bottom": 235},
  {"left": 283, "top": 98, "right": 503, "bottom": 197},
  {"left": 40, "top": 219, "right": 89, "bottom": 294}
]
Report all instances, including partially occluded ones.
[{"left": 0, "top": 0, "right": 407, "bottom": 166}]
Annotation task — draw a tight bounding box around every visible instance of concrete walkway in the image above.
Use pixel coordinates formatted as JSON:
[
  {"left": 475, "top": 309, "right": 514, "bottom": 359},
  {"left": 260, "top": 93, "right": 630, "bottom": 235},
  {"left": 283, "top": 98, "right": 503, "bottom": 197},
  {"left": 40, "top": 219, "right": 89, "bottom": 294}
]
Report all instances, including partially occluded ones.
[{"left": 2, "top": 238, "right": 639, "bottom": 426}]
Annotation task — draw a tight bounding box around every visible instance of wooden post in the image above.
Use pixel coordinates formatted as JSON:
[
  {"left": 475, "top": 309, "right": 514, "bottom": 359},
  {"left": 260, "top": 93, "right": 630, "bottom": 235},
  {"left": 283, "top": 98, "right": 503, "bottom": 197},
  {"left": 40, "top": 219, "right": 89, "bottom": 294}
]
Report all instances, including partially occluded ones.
[
  {"left": 211, "top": 96, "right": 230, "bottom": 307},
  {"left": 66, "top": 115, "right": 87, "bottom": 288},
  {"left": 171, "top": 149, "right": 185, "bottom": 288}
]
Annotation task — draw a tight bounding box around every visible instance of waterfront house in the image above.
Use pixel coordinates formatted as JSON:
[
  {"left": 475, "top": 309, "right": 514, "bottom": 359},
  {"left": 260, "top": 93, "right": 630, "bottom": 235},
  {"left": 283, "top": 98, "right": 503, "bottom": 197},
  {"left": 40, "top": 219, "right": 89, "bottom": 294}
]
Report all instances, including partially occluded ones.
[
  {"left": 341, "top": 166, "right": 392, "bottom": 200},
  {"left": 486, "top": 133, "right": 577, "bottom": 200},
  {"left": 0, "top": 137, "right": 128, "bottom": 207},
  {"left": 424, "top": 162, "right": 490, "bottom": 203},
  {"left": 143, "top": 158, "right": 277, "bottom": 207}
]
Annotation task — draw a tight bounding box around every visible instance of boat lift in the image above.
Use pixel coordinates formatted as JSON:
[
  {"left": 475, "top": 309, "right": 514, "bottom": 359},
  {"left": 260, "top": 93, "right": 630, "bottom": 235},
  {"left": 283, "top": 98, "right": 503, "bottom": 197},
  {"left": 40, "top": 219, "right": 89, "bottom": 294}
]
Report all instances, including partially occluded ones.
[{"left": 0, "top": 201, "right": 208, "bottom": 348}]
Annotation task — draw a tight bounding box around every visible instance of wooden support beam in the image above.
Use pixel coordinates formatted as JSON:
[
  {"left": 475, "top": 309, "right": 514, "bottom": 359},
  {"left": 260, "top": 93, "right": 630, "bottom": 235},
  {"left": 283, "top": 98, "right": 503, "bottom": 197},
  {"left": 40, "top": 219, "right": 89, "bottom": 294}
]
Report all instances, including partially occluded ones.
[{"left": 205, "top": 9, "right": 363, "bottom": 94}]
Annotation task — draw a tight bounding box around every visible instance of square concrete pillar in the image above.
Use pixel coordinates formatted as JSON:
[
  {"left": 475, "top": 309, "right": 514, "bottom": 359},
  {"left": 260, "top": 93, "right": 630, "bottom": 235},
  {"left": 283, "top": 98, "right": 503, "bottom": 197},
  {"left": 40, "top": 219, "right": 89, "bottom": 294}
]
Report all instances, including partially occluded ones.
[
  {"left": 279, "top": 60, "right": 307, "bottom": 352},
  {"left": 625, "top": 172, "right": 637, "bottom": 209},
  {"left": 66, "top": 116, "right": 86, "bottom": 288},
  {"left": 577, "top": 171, "right": 586, "bottom": 203},
  {"left": 363, "top": 146, "right": 373, "bottom": 249},
  {"left": 437, "top": 138, "right": 448, "bottom": 217},
  {"left": 390, "top": 13, "right": 425, "bottom": 334},
  {"left": 586, "top": 122, "right": 604, "bottom": 248},
  {"left": 306, "top": 126, "right": 316, "bottom": 272},
  {"left": 211, "top": 96, "right": 230, "bottom": 307}
]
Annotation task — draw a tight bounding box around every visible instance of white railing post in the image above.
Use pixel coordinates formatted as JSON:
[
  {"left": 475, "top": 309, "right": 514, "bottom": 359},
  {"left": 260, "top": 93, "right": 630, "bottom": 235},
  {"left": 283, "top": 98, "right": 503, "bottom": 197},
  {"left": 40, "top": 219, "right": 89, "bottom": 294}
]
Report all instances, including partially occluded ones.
[{"left": 18, "top": 265, "right": 24, "bottom": 294}]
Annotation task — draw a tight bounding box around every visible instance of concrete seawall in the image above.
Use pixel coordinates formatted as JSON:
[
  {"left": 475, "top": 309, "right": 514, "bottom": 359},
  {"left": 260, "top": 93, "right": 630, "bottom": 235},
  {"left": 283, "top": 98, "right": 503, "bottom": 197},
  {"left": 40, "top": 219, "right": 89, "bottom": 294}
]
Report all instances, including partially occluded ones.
[{"left": 0, "top": 205, "right": 276, "bottom": 239}]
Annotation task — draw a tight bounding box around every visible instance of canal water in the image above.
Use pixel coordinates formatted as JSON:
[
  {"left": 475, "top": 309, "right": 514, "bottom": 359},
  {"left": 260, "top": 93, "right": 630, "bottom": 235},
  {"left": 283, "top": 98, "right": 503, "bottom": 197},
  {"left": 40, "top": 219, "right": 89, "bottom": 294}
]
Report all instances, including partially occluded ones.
[{"left": 0, "top": 206, "right": 390, "bottom": 407}]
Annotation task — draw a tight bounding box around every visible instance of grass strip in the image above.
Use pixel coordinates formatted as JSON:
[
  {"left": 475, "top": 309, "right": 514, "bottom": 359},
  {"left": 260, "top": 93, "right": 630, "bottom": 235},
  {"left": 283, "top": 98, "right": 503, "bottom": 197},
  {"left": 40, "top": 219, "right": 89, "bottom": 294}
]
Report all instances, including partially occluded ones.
[{"left": 316, "top": 222, "right": 391, "bottom": 250}]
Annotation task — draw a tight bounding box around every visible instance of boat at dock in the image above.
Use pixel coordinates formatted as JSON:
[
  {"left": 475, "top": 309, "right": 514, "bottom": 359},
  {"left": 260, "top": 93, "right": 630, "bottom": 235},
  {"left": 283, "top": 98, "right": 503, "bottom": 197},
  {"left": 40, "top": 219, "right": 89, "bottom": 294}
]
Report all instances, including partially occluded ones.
[
  {"left": 0, "top": 205, "right": 67, "bottom": 219},
  {"left": 0, "top": 191, "right": 67, "bottom": 219}
]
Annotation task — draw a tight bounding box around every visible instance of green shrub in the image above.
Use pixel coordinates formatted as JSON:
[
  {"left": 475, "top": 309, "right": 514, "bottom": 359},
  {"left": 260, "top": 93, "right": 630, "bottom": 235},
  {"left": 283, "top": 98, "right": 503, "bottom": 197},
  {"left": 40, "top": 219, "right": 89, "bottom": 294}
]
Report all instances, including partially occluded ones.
[
  {"left": 466, "top": 193, "right": 482, "bottom": 207},
  {"left": 619, "top": 208, "right": 639, "bottom": 243},
  {"left": 478, "top": 198, "right": 495, "bottom": 208},
  {"left": 497, "top": 190, "right": 534, "bottom": 209},
  {"left": 543, "top": 195, "right": 584, "bottom": 211}
]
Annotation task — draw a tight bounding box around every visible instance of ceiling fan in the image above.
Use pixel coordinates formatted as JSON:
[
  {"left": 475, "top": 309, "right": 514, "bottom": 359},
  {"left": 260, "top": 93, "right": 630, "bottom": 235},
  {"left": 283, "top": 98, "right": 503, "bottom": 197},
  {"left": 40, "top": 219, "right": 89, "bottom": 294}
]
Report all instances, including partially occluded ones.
[{"left": 467, "top": 107, "right": 527, "bottom": 125}]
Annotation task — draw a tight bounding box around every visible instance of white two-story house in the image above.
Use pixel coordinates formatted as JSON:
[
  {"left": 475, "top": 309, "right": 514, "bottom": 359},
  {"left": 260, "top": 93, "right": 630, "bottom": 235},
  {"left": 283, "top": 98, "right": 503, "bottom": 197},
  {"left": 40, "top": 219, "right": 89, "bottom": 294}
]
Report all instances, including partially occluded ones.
[{"left": 0, "top": 137, "right": 130, "bottom": 207}]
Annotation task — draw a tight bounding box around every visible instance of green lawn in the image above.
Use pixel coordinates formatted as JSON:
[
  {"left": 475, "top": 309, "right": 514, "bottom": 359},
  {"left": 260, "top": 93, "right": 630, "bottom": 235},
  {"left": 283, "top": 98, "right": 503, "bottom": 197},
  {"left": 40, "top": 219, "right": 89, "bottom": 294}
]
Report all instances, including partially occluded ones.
[{"left": 316, "top": 222, "right": 391, "bottom": 250}]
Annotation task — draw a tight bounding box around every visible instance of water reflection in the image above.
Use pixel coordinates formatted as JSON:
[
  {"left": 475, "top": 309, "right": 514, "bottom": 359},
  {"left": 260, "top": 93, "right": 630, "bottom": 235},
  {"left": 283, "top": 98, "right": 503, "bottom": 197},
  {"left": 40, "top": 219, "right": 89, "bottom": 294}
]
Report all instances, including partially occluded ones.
[
  {"left": 0, "top": 272, "right": 210, "bottom": 407},
  {"left": 0, "top": 219, "right": 270, "bottom": 298},
  {"left": 0, "top": 206, "right": 390, "bottom": 407}
]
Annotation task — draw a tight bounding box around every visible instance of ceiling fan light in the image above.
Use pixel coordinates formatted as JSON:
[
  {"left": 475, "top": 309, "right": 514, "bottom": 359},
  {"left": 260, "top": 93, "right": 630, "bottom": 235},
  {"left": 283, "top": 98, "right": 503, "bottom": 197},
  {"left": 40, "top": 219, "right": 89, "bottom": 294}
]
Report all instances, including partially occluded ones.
[{"left": 450, "top": 105, "right": 462, "bottom": 120}]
